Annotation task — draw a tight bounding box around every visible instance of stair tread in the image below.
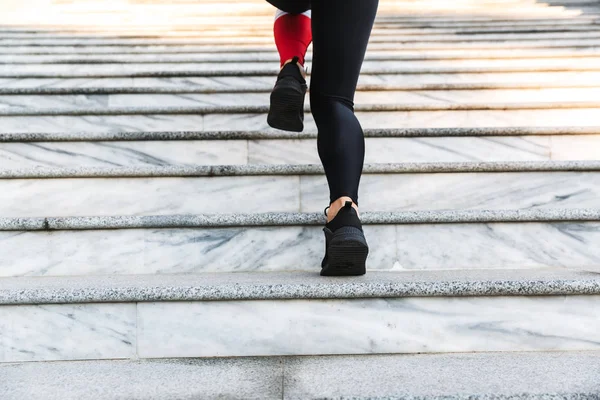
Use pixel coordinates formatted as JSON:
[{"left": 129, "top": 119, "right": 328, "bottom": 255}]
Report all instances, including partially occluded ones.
[
  {"left": 2, "top": 208, "right": 600, "bottom": 231},
  {"left": 2, "top": 126, "right": 598, "bottom": 141},
  {"left": 1, "top": 268, "right": 599, "bottom": 305},
  {"left": 3, "top": 160, "right": 600, "bottom": 179},
  {"left": 2, "top": 351, "right": 600, "bottom": 400}
]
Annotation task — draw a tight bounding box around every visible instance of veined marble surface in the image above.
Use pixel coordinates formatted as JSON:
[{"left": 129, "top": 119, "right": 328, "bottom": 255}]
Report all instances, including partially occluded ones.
[
  {"left": 3, "top": 71, "right": 600, "bottom": 89},
  {"left": 2, "top": 87, "right": 599, "bottom": 110},
  {"left": 0, "top": 136, "right": 553, "bottom": 169},
  {"left": 1, "top": 295, "right": 599, "bottom": 362},
  {"left": 3, "top": 46, "right": 600, "bottom": 64},
  {"left": 137, "top": 295, "right": 600, "bottom": 358},
  {"left": 0, "top": 176, "right": 299, "bottom": 217},
  {"left": 3, "top": 30, "right": 600, "bottom": 47},
  {"left": 203, "top": 108, "right": 600, "bottom": 132},
  {"left": 301, "top": 171, "right": 600, "bottom": 212},
  {"left": 3, "top": 57, "right": 600, "bottom": 75},
  {"left": 0, "top": 140, "right": 248, "bottom": 168},
  {"left": 0, "top": 303, "right": 136, "bottom": 362},
  {"left": 248, "top": 137, "right": 550, "bottom": 164},
  {"left": 1, "top": 222, "right": 599, "bottom": 277},
  {"left": 1, "top": 171, "right": 599, "bottom": 217}
]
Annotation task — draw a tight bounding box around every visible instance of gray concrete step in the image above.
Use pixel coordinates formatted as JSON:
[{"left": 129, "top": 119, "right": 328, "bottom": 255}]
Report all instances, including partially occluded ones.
[{"left": 4, "top": 352, "right": 599, "bottom": 400}]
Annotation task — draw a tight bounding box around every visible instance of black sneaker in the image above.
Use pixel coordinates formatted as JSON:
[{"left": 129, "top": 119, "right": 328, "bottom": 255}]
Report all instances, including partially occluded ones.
[
  {"left": 267, "top": 56, "right": 307, "bottom": 132},
  {"left": 321, "top": 201, "right": 369, "bottom": 276}
]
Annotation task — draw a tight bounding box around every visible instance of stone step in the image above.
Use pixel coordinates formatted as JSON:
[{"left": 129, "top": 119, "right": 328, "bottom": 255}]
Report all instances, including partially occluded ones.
[
  {"left": 1, "top": 209, "right": 599, "bottom": 275},
  {"left": 5, "top": 48, "right": 600, "bottom": 64},
  {"left": 2, "top": 71, "right": 600, "bottom": 91},
  {"left": 1, "top": 102, "right": 600, "bottom": 117},
  {"left": 1, "top": 88, "right": 598, "bottom": 112},
  {"left": 3, "top": 24, "right": 600, "bottom": 40},
  {"left": 7, "top": 57, "right": 600, "bottom": 74},
  {"left": 3, "top": 134, "right": 598, "bottom": 169},
  {"left": 0, "top": 8, "right": 584, "bottom": 23},
  {"left": 6, "top": 64, "right": 600, "bottom": 79},
  {"left": 1, "top": 108, "right": 598, "bottom": 132},
  {"left": 0, "top": 71, "right": 600, "bottom": 94},
  {"left": 0, "top": 269, "right": 598, "bottom": 362},
  {"left": 4, "top": 31, "right": 600, "bottom": 46},
  {"left": 1, "top": 352, "right": 599, "bottom": 400},
  {"left": 4, "top": 126, "right": 597, "bottom": 140},
  {"left": 5, "top": 39, "right": 600, "bottom": 55},
  {"left": 0, "top": 10, "right": 586, "bottom": 25},
  {"left": 2, "top": 163, "right": 600, "bottom": 217},
  {"left": 5, "top": 18, "right": 595, "bottom": 32}
]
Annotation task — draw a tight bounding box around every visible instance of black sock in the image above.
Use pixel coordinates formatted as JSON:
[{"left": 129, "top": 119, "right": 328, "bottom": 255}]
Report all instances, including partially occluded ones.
[{"left": 325, "top": 201, "right": 363, "bottom": 232}]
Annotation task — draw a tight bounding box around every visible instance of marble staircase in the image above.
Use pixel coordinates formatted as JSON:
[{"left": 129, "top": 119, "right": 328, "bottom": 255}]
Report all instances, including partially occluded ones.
[{"left": 1, "top": 0, "right": 600, "bottom": 398}]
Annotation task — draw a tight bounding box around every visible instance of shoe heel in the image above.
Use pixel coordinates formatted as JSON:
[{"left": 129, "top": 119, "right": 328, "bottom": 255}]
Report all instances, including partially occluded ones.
[
  {"left": 321, "top": 226, "right": 368, "bottom": 276},
  {"left": 267, "top": 80, "right": 305, "bottom": 132}
]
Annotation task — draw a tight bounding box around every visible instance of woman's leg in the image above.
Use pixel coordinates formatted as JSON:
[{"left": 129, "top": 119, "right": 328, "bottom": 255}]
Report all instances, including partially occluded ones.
[
  {"left": 273, "top": 8, "right": 312, "bottom": 67},
  {"left": 265, "top": 0, "right": 312, "bottom": 132},
  {"left": 310, "top": 0, "right": 379, "bottom": 221}
]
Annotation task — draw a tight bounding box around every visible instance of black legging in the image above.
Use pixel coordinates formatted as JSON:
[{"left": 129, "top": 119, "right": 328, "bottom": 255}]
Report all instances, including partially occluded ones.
[{"left": 267, "top": 0, "right": 379, "bottom": 205}]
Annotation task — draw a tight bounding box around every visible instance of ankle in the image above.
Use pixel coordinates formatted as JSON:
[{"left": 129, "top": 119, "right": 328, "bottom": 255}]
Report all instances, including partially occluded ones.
[
  {"left": 326, "top": 196, "right": 359, "bottom": 223},
  {"left": 281, "top": 58, "right": 306, "bottom": 78}
]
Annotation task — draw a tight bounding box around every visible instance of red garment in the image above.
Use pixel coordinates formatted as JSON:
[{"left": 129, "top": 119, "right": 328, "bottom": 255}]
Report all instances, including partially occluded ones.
[{"left": 274, "top": 13, "right": 312, "bottom": 66}]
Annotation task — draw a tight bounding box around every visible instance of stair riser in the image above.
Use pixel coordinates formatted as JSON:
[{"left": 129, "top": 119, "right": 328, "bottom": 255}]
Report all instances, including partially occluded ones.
[
  {"left": 2, "top": 222, "right": 599, "bottom": 277},
  {"left": 1, "top": 295, "right": 598, "bottom": 362},
  {"left": 0, "top": 108, "right": 599, "bottom": 132},
  {"left": 8, "top": 135, "right": 597, "bottom": 169},
  {"left": 2, "top": 88, "right": 600, "bottom": 110},
  {"left": 1, "top": 172, "right": 598, "bottom": 217}
]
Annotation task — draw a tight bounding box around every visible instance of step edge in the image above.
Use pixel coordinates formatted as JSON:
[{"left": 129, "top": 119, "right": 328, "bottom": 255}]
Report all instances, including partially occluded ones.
[
  {"left": 2, "top": 127, "right": 599, "bottom": 142},
  {"left": 2, "top": 161, "right": 600, "bottom": 179},
  {"left": 1, "top": 209, "right": 600, "bottom": 231},
  {"left": 1, "top": 268, "right": 599, "bottom": 305}
]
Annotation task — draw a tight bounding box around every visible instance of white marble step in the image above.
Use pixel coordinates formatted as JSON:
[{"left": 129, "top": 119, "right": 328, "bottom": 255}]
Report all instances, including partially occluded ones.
[
  {"left": 1, "top": 211, "right": 599, "bottom": 275},
  {"left": 2, "top": 71, "right": 600, "bottom": 91},
  {"left": 7, "top": 19, "right": 595, "bottom": 33},
  {"left": 7, "top": 64, "right": 600, "bottom": 79},
  {"left": 1, "top": 352, "right": 599, "bottom": 400},
  {"left": 1, "top": 134, "right": 598, "bottom": 169},
  {"left": 0, "top": 107, "right": 599, "bottom": 132},
  {"left": 4, "top": 31, "right": 600, "bottom": 46},
  {"left": 0, "top": 7, "right": 581, "bottom": 22},
  {"left": 0, "top": 270, "right": 598, "bottom": 362},
  {"left": 0, "top": 88, "right": 598, "bottom": 111},
  {"left": 7, "top": 58, "right": 600, "bottom": 74},
  {"left": 5, "top": 48, "right": 600, "bottom": 64},
  {"left": 3, "top": 24, "right": 600, "bottom": 40},
  {"left": 2, "top": 165, "right": 600, "bottom": 217},
  {"left": 6, "top": 39, "right": 600, "bottom": 55}
]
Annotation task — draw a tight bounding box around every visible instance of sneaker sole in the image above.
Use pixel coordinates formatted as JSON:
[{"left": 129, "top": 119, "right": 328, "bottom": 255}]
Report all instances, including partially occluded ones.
[
  {"left": 321, "top": 226, "right": 368, "bottom": 277},
  {"left": 267, "top": 82, "right": 305, "bottom": 132}
]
